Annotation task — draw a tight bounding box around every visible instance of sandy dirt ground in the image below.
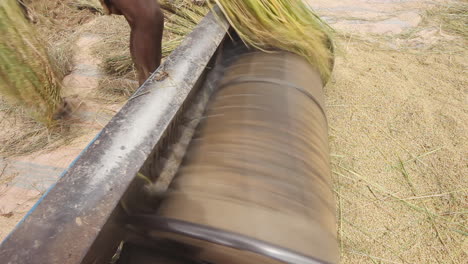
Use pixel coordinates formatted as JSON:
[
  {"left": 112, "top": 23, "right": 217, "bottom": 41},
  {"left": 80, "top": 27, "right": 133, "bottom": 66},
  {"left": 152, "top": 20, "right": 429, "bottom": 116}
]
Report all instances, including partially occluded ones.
[
  {"left": 312, "top": 0, "right": 467, "bottom": 263},
  {"left": 1, "top": 0, "right": 466, "bottom": 263}
]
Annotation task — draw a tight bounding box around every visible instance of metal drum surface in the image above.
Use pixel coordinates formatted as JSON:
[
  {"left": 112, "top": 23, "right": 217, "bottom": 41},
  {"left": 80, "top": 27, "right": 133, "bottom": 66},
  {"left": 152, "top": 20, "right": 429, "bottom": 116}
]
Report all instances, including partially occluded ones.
[{"left": 144, "top": 51, "right": 338, "bottom": 264}]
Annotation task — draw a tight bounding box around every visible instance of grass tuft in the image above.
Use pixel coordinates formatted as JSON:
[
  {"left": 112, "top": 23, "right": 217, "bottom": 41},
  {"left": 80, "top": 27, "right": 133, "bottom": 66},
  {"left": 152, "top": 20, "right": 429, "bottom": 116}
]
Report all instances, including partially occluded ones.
[{"left": 427, "top": 1, "right": 468, "bottom": 39}]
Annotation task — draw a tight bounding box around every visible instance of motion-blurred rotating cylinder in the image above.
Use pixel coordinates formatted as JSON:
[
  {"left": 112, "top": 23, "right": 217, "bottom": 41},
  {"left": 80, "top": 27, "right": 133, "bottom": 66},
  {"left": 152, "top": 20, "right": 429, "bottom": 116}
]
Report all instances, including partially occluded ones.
[{"left": 147, "top": 51, "right": 338, "bottom": 264}]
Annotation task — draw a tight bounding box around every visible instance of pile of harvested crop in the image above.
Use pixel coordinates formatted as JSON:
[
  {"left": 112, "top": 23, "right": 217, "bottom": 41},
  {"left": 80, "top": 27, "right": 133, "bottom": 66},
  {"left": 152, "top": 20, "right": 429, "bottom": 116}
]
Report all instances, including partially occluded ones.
[
  {"left": 0, "top": 0, "right": 63, "bottom": 126},
  {"left": 210, "top": 0, "right": 334, "bottom": 82}
]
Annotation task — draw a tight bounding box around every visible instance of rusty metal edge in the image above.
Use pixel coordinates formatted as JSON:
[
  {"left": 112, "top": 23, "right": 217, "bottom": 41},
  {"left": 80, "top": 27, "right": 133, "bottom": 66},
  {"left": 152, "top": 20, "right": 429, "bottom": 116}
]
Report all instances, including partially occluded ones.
[{"left": 0, "top": 8, "right": 229, "bottom": 264}]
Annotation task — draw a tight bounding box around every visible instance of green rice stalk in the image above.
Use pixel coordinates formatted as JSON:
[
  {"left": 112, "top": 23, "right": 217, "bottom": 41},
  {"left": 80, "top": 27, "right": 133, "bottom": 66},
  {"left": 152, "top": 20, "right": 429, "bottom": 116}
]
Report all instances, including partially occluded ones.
[
  {"left": 163, "top": 37, "right": 185, "bottom": 56},
  {"left": 166, "top": 13, "right": 195, "bottom": 27},
  {"left": 160, "top": 0, "right": 207, "bottom": 15},
  {"left": 70, "top": 0, "right": 105, "bottom": 15},
  {"left": 210, "top": 0, "right": 334, "bottom": 82},
  {"left": 161, "top": 0, "right": 209, "bottom": 31},
  {"left": 185, "top": 4, "right": 209, "bottom": 17},
  {"left": 104, "top": 55, "right": 135, "bottom": 76},
  {"left": 0, "top": 0, "right": 63, "bottom": 126},
  {"left": 159, "top": 0, "right": 178, "bottom": 13},
  {"left": 166, "top": 22, "right": 194, "bottom": 35},
  {"left": 176, "top": 7, "right": 206, "bottom": 24},
  {"left": 161, "top": 1, "right": 209, "bottom": 48},
  {"left": 165, "top": 11, "right": 201, "bottom": 28}
]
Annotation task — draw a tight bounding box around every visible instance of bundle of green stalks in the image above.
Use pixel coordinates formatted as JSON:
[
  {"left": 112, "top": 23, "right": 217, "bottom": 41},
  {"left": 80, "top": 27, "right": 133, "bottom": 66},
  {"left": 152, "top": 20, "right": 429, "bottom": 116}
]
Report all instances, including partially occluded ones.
[
  {"left": 161, "top": 0, "right": 209, "bottom": 36},
  {"left": 160, "top": 0, "right": 209, "bottom": 55},
  {"left": 102, "top": 0, "right": 209, "bottom": 77},
  {"left": 0, "top": 0, "right": 63, "bottom": 126},
  {"left": 210, "top": 0, "right": 334, "bottom": 82}
]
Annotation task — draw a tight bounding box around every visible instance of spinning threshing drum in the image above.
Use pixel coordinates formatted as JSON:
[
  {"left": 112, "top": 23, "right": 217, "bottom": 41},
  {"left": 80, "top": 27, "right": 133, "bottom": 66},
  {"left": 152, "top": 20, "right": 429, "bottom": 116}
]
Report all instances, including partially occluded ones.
[{"left": 137, "top": 51, "right": 338, "bottom": 264}]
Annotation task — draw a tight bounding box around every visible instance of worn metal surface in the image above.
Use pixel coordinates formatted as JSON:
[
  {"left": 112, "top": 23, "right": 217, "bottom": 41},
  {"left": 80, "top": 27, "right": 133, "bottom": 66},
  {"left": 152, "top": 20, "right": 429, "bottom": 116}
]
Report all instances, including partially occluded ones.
[
  {"left": 149, "top": 51, "right": 339, "bottom": 263},
  {"left": 128, "top": 215, "right": 330, "bottom": 264},
  {"left": 0, "top": 9, "right": 228, "bottom": 264}
]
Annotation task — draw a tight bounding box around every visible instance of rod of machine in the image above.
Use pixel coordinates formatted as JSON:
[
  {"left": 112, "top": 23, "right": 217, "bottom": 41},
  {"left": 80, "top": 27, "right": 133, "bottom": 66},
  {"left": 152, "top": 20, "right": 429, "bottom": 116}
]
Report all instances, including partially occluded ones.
[
  {"left": 142, "top": 48, "right": 339, "bottom": 263},
  {"left": 128, "top": 215, "right": 331, "bottom": 264}
]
